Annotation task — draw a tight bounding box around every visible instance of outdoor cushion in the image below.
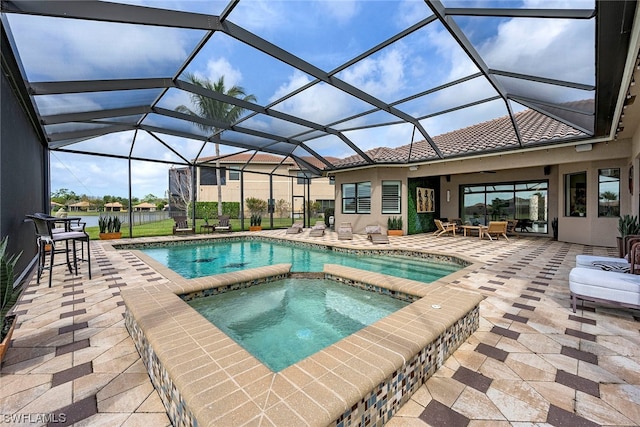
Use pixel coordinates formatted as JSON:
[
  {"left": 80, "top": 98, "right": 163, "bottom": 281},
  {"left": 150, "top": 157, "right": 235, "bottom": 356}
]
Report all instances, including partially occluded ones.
[
  {"left": 569, "top": 267, "right": 640, "bottom": 312},
  {"left": 576, "top": 254, "right": 630, "bottom": 272}
]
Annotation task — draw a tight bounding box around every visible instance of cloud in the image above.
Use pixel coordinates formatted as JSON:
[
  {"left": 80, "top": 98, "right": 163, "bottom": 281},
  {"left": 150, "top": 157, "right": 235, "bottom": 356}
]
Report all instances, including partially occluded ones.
[
  {"left": 50, "top": 131, "right": 176, "bottom": 198},
  {"left": 395, "top": 0, "right": 432, "bottom": 28},
  {"left": 339, "top": 47, "right": 407, "bottom": 100},
  {"left": 203, "top": 58, "right": 244, "bottom": 89},
  {"left": 269, "top": 70, "right": 358, "bottom": 124},
  {"left": 8, "top": 14, "right": 195, "bottom": 81},
  {"left": 478, "top": 16, "right": 594, "bottom": 85},
  {"left": 315, "top": 0, "right": 360, "bottom": 24},
  {"left": 343, "top": 122, "right": 416, "bottom": 152}
]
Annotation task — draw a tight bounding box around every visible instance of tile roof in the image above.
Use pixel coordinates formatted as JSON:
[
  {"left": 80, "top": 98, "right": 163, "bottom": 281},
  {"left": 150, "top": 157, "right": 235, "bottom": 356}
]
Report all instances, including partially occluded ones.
[
  {"left": 198, "top": 153, "right": 294, "bottom": 164},
  {"left": 333, "top": 108, "right": 589, "bottom": 168},
  {"left": 198, "top": 152, "right": 340, "bottom": 173}
]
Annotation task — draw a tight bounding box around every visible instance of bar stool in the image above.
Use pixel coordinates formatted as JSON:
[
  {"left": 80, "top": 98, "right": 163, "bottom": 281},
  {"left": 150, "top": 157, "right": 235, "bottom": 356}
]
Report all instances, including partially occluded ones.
[{"left": 26, "top": 214, "right": 92, "bottom": 287}]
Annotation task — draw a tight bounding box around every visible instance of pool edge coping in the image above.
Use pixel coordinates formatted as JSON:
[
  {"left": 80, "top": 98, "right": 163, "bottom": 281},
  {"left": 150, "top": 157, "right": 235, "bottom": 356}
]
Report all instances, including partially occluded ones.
[{"left": 121, "top": 257, "right": 484, "bottom": 426}]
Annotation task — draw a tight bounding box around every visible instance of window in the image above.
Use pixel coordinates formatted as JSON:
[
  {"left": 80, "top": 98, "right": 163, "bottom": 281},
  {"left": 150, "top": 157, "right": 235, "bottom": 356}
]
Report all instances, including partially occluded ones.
[
  {"left": 461, "top": 181, "right": 548, "bottom": 232},
  {"left": 382, "top": 181, "right": 401, "bottom": 214},
  {"left": 342, "top": 182, "right": 371, "bottom": 214},
  {"left": 200, "top": 167, "right": 226, "bottom": 185},
  {"left": 228, "top": 167, "right": 240, "bottom": 181},
  {"left": 297, "top": 172, "right": 311, "bottom": 185},
  {"left": 598, "top": 168, "right": 620, "bottom": 217},
  {"left": 317, "top": 199, "right": 335, "bottom": 213},
  {"left": 565, "top": 172, "right": 586, "bottom": 217}
]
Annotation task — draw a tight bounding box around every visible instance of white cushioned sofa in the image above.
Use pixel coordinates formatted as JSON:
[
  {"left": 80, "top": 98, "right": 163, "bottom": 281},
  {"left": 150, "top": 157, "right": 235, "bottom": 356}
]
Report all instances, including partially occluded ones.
[{"left": 569, "top": 267, "right": 640, "bottom": 312}]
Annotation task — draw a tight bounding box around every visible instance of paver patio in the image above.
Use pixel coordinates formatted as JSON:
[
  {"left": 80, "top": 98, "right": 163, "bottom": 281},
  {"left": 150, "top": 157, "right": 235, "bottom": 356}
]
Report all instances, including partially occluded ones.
[{"left": 1, "top": 230, "right": 638, "bottom": 426}]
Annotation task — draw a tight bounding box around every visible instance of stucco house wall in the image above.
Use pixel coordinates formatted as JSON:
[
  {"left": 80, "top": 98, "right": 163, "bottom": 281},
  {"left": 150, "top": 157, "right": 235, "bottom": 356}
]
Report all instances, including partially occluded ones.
[{"left": 332, "top": 140, "right": 631, "bottom": 246}]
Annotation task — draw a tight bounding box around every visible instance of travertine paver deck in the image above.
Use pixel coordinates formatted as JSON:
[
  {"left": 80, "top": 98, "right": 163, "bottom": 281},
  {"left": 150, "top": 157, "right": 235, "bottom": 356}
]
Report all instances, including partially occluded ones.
[{"left": 1, "top": 229, "right": 638, "bottom": 426}]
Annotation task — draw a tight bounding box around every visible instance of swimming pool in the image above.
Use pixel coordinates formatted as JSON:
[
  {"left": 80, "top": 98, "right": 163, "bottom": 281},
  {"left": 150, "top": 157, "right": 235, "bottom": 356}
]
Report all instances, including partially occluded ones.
[
  {"left": 141, "top": 239, "right": 461, "bottom": 283},
  {"left": 187, "top": 277, "right": 410, "bottom": 371}
]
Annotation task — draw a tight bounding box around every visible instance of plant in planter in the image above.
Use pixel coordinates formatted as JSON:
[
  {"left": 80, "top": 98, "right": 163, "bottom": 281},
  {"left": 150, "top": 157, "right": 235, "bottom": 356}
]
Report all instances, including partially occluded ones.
[
  {"left": 1, "top": 236, "right": 22, "bottom": 363},
  {"left": 387, "top": 216, "right": 403, "bottom": 236},
  {"left": 249, "top": 214, "right": 262, "bottom": 231},
  {"left": 99, "top": 215, "right": 123, "bottom": 240},
  {"left": 617, "top": 214, "right": 640, "bottom": 257}
]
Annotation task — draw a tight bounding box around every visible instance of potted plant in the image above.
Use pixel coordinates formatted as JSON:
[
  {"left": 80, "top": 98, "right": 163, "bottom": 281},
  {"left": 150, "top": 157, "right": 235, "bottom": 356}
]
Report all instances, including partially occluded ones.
[
  {"left": 617, "top": 214, "right": 640, "bottom": 257},
  {"left": 99, "top": 215, "right": 123, "bottom": 240},
  {"left": 249, "top": 214, "right": 262, "bottom": 232},
  {"left": 1, "top": 236, "right": 22, "bottom": 363},
  {"left": 387, "top": 216, "right": 403, "bottom": 236}
]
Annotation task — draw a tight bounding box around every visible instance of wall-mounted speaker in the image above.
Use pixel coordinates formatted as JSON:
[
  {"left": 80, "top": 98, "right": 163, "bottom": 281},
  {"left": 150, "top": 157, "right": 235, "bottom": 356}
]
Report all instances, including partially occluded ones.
[
  {"left": 543, "top": 166, "right": 551, "bottom": 175},
  {"left": 445, "top": 174, "right": 451, "bottom": 182}
]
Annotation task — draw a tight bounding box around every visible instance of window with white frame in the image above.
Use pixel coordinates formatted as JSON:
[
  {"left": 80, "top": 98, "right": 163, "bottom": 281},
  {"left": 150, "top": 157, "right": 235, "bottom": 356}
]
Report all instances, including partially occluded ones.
[
  {"left": 382, "top": 181, "right": 401, "bottom": 214},
  {"left": 598, "top": 168, "right": 620, "bottom": 217},
  {"left": 228, "top": 166, "right": 240, "bottom": 181}
]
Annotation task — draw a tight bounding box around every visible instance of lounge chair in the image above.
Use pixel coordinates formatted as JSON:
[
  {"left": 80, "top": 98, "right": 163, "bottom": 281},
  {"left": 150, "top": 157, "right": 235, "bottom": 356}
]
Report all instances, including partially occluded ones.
[
  {"left": 286, "top": 221, "right": 304, "bottom": 234},
  {"left": 173, "top": 216, "right": 195, "bottom": 235},
  {"left": 309, "top": 221, "right": 326, "bottom": 237},
  {"left": 569, "top": 267, "right": 640, "bottom": 312},
  {"left": 364, "top": 225, "right": 389, "bottom": 245},
  {"left": 214, "top": 215, "right": 231, "bottom": 232},
  {"left": 433, "top": 219, "right": 456, "bottom": 237},
  {"left": 506, "top": 219, "right": 519, "bottom": 238},
  {"left": 482, "top": 221, "right": 508, "bottom": 241},
  {"left": 365, "top": 224, "right": 389, "bottom": 244},
  {"left": 337, "top": 222, "right": 353, "bottom": 240}
]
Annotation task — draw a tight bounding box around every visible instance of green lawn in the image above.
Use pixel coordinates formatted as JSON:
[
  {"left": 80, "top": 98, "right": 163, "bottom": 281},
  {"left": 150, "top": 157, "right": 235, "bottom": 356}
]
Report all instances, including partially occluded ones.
[{"left": 86, "top": 217, "right": 319, "bottom": 240}]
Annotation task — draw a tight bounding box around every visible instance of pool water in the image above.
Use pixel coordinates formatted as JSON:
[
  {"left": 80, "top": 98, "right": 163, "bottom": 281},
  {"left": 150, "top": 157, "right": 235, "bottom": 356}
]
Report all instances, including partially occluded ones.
[
  {"left": 187, "top": 278, "right": 410, "bottom": 371},
  {"left": 142, "top": 239, "right": 460, "bottom": 283}
]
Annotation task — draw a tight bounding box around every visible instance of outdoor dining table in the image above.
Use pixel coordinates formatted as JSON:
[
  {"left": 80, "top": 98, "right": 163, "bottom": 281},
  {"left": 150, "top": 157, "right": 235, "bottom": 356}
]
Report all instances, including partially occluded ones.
[{"left": 460, "top": 225, "right": 485, "bottom": 240}]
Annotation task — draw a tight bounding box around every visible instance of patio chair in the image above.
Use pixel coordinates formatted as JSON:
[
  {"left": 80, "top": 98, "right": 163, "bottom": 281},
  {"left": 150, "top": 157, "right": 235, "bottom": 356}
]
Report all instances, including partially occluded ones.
[
  {"left": 433, "top": 219, "right": 456, "bottom": 237},
  {"left": 309, "top": 221, "right": 326, "bottom": 237},
  {"left": 624, "top": 234, "right": 640, "bottom": 258},
  {"left": 516, "top": 218, "right": 533, "bottom": 232},
  {"left": 449, "top": 218, "right": 464, "bottom": 233},
  {"left": 286, "top": 221, "right": 304, "bottom": 234},
  {"left": 337, "top": 222, "right": 353, "bottom": 240},
  {"left": 365, "top": 224, "right": 389, "bottom": 244},
  {"left": 214, "top": 215, "right": 231, "bottom": 232},
  {"left": 26, "top": 214, "right": 91, "bottom": 288},
  {"left": 173, "top": 216, "right": 195, "bottom": 234},
  {"left": 482, "top": 221, "right": 509, "bottom": 241},
  {"left": 506, "top": 219, "right": 519, "bottom": 238}
]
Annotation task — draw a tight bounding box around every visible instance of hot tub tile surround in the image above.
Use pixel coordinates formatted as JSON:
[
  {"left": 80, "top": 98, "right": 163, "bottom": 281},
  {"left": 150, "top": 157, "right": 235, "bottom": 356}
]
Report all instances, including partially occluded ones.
[{"left": 122, "top": 260, "right": 483, "bottom": 426}]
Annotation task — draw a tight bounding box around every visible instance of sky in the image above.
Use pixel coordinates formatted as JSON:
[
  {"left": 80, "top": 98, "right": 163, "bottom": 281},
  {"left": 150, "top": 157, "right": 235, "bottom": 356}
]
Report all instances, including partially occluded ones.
[{"left": 5, "top": 0, "right": 596, "bottom": 199}]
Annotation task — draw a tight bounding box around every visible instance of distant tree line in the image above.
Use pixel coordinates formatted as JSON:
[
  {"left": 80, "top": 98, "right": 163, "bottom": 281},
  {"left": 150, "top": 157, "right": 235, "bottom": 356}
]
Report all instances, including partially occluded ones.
[{"left": 50, "top": 188, "right": 167, "bottom": 211}]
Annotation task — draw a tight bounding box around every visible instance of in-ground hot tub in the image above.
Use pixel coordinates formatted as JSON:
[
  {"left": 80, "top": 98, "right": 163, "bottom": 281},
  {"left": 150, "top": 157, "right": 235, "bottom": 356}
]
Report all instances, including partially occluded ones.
[
  {"left": 122, "top": 262, "right": 482, "bottom": 426},
  {"left": 185, "top": 276, "right": 412, "bottom": 372}
]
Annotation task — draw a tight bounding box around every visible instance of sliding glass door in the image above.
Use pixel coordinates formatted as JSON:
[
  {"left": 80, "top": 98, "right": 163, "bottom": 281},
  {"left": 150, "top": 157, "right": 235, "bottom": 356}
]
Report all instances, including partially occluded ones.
[{"left": 461, "top": 181, "right": 548, "bottom": 233}]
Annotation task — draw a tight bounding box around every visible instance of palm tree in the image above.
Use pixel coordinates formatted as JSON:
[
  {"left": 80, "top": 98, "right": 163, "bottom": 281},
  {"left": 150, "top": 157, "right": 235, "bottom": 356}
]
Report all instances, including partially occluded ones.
[{"left": 176, "top": 74, "right": 257, "bottom": 217}]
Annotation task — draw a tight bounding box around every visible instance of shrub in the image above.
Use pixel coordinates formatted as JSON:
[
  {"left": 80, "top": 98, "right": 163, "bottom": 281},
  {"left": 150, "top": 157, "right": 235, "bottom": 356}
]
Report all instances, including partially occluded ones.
[{"left": 246, "top": 198, "right": 267, "bottom": 216}]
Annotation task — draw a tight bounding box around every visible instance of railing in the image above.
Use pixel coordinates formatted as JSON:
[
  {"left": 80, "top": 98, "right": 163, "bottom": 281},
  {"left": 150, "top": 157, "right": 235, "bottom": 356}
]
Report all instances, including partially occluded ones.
[{"left": 108, "top": 211, "right": 171, "bottom": 225}]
